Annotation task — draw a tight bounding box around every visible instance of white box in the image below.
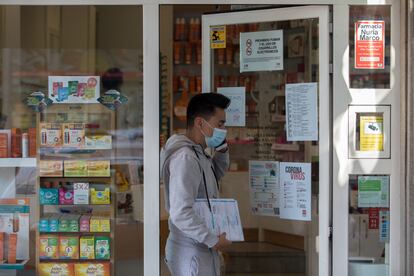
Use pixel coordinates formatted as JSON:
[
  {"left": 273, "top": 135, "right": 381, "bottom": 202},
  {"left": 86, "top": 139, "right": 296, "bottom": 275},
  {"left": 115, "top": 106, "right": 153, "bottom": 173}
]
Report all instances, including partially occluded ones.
[{"left": 74, "top": 183, "right": 89, "bottom": 205}]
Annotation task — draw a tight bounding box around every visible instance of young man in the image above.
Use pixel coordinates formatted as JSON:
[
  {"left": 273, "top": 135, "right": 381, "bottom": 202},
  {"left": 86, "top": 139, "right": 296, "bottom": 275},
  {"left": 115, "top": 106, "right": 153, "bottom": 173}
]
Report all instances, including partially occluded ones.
[{"left": 161, "top": 93, "right": 232, "bottom": 276}]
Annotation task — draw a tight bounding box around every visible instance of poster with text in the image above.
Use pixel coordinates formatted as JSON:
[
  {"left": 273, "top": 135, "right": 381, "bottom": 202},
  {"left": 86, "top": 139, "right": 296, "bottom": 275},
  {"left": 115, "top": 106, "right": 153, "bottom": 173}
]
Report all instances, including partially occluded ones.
[
  {"left": 285, "top": 83, "right": 318, "bottom": 141},
  {"left": 360, "top": 115, "right": 384, "bottom": 151},
  {"left": 355, "top": 21, "right": 385, "bottom": 69},
  {"left": 358, "top": 175, "right": 389, "bottom": 208},
  {"left": 249, "top": 161, "right": 280, "bottom": 216},
  {"left": 218, "top": 87, "right": 246, "bottom": 126},
  {"left": 379, "top": 210, "right": 390, "bottom": 243},
  {"left": 48, "top": 76, "right": 100, "bottom": 104},
  {"left": 240, "top": 30, "right": 283, "bottom": 72},
  {"left": 279, "top": 162, "right": 311, "bottom": 221}
]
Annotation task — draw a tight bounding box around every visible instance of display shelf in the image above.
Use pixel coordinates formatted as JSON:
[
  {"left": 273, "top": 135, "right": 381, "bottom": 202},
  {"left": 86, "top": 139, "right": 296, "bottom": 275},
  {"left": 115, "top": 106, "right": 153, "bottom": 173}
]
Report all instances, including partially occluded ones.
[
  {"left": 0, "top": 158, "right": 36, "bottom": 167},
  {"left": 40, "top": 204, "right": 111, "bottom": 207},
  {"left": 40, "top": 177, "right": 112, "bottom": 182},
  {"left": 271, "top": 143, "right": 300, "bottom": 151},
  {"left": 0, "top": 260, "right": 28, "bottom": 270},
  {"left": 39, "top": 232, "right": 111, "bottom": 234},
  {"left": 39, "top": 259, "right": 110, "bottom": 263}
]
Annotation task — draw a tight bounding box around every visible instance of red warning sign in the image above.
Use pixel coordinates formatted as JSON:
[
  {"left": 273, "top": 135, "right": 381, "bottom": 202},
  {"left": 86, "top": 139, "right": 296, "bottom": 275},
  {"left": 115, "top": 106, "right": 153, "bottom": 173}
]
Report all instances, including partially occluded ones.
[{"left": 355, "top": 21, "right": 385, "bottom": 69}]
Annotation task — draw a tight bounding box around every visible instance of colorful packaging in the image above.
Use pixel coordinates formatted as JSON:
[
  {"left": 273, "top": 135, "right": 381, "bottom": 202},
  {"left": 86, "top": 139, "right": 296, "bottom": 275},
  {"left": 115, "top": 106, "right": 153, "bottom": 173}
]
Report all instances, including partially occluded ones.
[
  {"left": 6, "top": 233, "right": 17, "bottom": 263},
  {"left": 87, "top": 161, "right": 110, "bottom": 177},
  {"left": 0, "top": 232, "right": 4, "bottom": 260},
  {"left": 39, "top": 234, "right": 59, "bottom": 259},
  {"left": 40, "top": 123, "right": 62, "bottom": 148},
  {"left": 11, "top": 128, "right": 22, "bottom": 158},
  {"left": 49, "top": 214, "right": 60, "bottom": 232},
  {"left": 59, "top": 236, "right": 79, "bottom": 259},
  {"left": 95, "top": 237, "right": 110, "bottom": 260},
  {"left": 80, "top": 215, "right": 91, "bottom": 232},
  {"left": 80, "top": 236, "right": 95, "bottom": 260},
  {"left": 59, "top": 188, "right": 74, "bottom": 205},
  {"left": 63, "top": 123, "right": 85, "bottom": 148},
  {"left": 40, "top": 188, "right": 59, "bottom": 205},
  {"left": 64, "top": 160, "right": 88, "bottom": 177},
  {"left": 68, "top": 215, "right": 80, "bottom": 232},
  {"left": 39, "top": 215, "right": 50, "bottom": 232},
  {"left": 84, "top": 136, "right": 112, "bottom": 150},
  {"left": 74, "top": 263, "right": 110, "bottom": 276},
  {"left": 90, "top": 188, "right": 110, "bottom": 205},
  {"left": 52, "top": 82, "right": 63, "bottom": 97},
  {"left": 99, "top": 218, "right": 110, "bottom": 233},
  {"left": 40, "top": 160, "right": 64, "bottom": 177},
  {"left": 89, "top": 217, "right": 100, "bottom": 233},
  {"left": 58, "top": 87, "right": 69, "bottom": 102},
  {"left": 59, "top": 217, "right": 70, "bottom": 232},
  {"left": 74, "top": 183, "right": 89, "bottom": 205},
  {"left": 77, "top": 83, "right": 87, "bottom": 97},
  {"left": 39, "top": 263, "right": 74, "bottom": 276},
  {"left": 0, "top": 133, "right": 9, "bottom": 158},
  {"left": 68, "top": 81, "right": 79, "bottom": 95}
]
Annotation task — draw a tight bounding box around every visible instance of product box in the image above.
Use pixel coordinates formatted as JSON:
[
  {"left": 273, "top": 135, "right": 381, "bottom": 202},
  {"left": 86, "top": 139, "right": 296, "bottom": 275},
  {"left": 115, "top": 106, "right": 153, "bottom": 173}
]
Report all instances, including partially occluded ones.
[
  {"left": 39, "top": 263, "right": 74, "bottom": 276},
  {"left": 68, "top": 215, "right": 80, "bottom": 232},
  {"left": 90, "top": 188, "right": 110, "bottom": 205},
  {"left": 95, "top": 236, "right": 110, "bottom": 260},
  {"left": 80, "top": 236, "right": 95, "bottom": 260},
  {"left": 59, "top": 217, "right": 70, "bottom": 232},
  {"left": 64, "top": 160, "right": 88, "bottom": 177},
  {"left": 0, "top": 133, "right": 9, "bottom": 158},
  {"left": 59, "top": 236, "right": 79, "bottom": 259},
  {"left": 80, "top": 215, "right": 91, "bottom": 232},
  {"left": 63, "top": 123, "right": 85, "bottom": 148},
  {"left": 40, "top": 123, "right": 62, "bottom": 148},
  {"left": 59, "top": 188, "right": 74, "bottom": 205},
  {"left": 40, "top": 188, "right": 59, "bottom": 205},
  {"left": 74, "top": 263, "right": 110, "bottom": 276},
  {"left": 99, "top": 218, "right": 110, "bottom": 233},
  {"left": 39, "top": 160, "right": 64, "bottom": 177},
  {"left": 87, "top": 161, "right": 110, "bottom": 177},
  {"left": 7, "top": 233, "right": 17, "bottom": 263},
  {"left": 49, "top": 214, "right": 60, "bottom": 232},
  {"left": 29, "top": 128, "right": 37, "bottom": 157},
  {"left": 58, "top": 87, "right": 69, "bottom": 102},
  {"left": 39, "top": 215, "right": 50, "bottom": 232},
  {"left": 74, "top": 183, "right": 89, "bottom": 205},
  {"left": 39, "top": 234, "right": 59, "bottom": 259},
  {"left": 84, "top": 135, "right": 112, "bottom": 150},
  {"left": 0, "top": 232, "right": 4, "bottom": 261},
  {"left": 11, "top": 128, "right": 22, "bottom": 158},
  {"left": 89, "top": 217, "right": 100, "bottom": 233}
]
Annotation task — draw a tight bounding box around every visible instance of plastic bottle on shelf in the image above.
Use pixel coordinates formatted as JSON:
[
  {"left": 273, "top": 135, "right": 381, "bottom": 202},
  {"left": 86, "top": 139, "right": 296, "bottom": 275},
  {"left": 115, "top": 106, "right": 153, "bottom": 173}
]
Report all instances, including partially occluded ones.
[
  {"left": 174, "top": 42, "right": 182, "bottom": 64},
  {"left": 180, "top": 18, "right": 186, "bottom": 41},
  {"left": 185, "top": 44, "right": 192, "bottom": 64},
  {"left": 174, "top": 90, "right": 189, "bottom": 121},
  {"left": 194, "top": 18, "right": 201, "bottom": 41},
  {"left": 174, "top": 18, "right": 181, "bottom": 41},
  {"left": 21, "top": 133, "right": 28, "bottom": 158}
]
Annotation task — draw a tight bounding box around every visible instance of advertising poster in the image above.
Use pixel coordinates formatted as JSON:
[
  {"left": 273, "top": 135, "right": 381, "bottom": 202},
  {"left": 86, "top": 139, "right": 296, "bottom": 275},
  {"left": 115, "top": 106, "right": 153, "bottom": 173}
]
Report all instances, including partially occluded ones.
[
  {"left": 379, "top": 210, "right": 390, "bottom": 243},
  {"left": 360, "top": 115, "right": 384, "bottom": 151},
  {"left": 48, "top": 76, "right": 100, "bottom": 104},
  {"left": 218, "top": 87, "right": 246, "bottom": 127},
  {"left": 355, "top": 21, "right": 385, "bottom": 69},
  {"left": 358, "top": 175, "right": 389, "bottom": 208},
  {"left": 240, "top": 30, "right": 283, "bottom": 72},
  {"left": 279, "top": 162, "right": 311, "bottom": 221},
  {"left": 248, "top": 161, "right": 280, "bottom": 216},
  {"left": 285, "top": 83, "right": 318, "bottom": 141},
  {"left": 210, "top": 25, "right": 226, "bottom": 49}
]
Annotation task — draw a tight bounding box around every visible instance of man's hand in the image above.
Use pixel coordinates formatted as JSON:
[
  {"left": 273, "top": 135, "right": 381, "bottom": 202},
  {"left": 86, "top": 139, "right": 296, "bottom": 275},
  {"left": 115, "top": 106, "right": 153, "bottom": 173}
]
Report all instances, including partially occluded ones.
[{"left": 213, "top": 233, "right": 232, "bottom": 251}]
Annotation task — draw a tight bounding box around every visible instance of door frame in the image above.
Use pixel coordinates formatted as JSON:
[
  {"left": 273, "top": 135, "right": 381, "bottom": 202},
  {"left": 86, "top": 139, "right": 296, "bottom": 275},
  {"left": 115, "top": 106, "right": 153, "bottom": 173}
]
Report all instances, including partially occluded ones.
[{"left": 202, "top": 6, "right": 331, "bottom": 276}]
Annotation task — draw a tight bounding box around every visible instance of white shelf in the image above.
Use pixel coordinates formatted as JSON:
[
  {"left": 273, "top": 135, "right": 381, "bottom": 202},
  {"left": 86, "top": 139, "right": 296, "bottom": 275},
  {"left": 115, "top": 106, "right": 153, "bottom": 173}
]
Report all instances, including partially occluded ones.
[{"left": 0, "top": 158, "right": 37, "bottom": 168}]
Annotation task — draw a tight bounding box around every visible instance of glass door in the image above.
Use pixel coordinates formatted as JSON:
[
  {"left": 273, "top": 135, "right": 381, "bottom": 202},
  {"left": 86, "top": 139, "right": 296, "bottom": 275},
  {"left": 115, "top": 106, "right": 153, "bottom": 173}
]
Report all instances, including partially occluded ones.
[{"left": 202, "top": 6, "right": 330, "bottom": 276}]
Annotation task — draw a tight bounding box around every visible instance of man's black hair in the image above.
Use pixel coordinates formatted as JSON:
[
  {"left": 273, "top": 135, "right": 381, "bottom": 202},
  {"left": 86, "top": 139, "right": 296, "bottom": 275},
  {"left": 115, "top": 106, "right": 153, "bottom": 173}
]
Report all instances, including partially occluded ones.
[
  {"left": 186, "top": 93, "right": 231, "bottom": 128},
  {"left": 102, "top": 67, "right": 124, "bottom": 91}
]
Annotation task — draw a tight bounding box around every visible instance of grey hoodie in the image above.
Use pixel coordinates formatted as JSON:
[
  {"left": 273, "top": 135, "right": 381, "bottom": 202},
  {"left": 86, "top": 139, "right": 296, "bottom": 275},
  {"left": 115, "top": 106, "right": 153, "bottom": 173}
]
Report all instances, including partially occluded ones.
[{"left": 160, "top": 134, "right": 230, "bottom": 248}]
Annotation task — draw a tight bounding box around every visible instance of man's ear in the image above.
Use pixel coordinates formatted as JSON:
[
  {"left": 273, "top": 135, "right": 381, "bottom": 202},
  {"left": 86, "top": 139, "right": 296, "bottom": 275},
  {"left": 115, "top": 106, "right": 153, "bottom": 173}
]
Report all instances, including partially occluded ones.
[{"left": 193, "top": 117, "right": 203, "bottom": 129}]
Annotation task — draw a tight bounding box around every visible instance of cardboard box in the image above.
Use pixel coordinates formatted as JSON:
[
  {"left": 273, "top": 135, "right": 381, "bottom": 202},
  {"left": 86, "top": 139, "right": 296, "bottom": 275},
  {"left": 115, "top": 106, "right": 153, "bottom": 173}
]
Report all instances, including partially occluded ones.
[
  {"left": 39, "top": 263, "right": 74, "bottom": 276},
  {"left": 40, "top": 123, "right": 62, "bottom": 147},
  {"left": 59, "top": 188, "right": 74, "bottom": 205},
  {"left": 39, "top": 234, "right": 58, "bottom": 259},
  {"left": 64, "top": 160, "right": 88, "bottom": 177},
  {"left": 90, "top": 188, "right": 110, "bottom": 205},
  {"left": 80, "top": 236, "right": 95, "bottom": 260},
  {"left": 74, "top": 183, "right": 89, "bottom": 205},
  {"left": 59, "top": 236, "right": 79, "bottom": 259},
  {"left": 74, "top": 263, "right": 110, "bottom": 276},
  {"left": 29, "top": 128, "right": 37, "bottom": 157},
  {"left": 0, "top": 130, "right": 11, "bottom": 158},
  {"left": 39, "top": 160, "right": 63, "bottom": 177},
  {"left": 95, "top": 236, "right": 110, "bottom": 260},
  {"left": 0, "top": 133, "right": 9, "bottom": 158},
  {"left": 84, "top": 135, "right": 112, "bottom": 150},
  {"left": 11, "top": 128, "right": 22, "bottom": 158},
  {"left": 40, "top": 188, "right": 59, "bottom": 205},
  {"left": 63, "top": 123, "right": 85, "bottom": 148},
  {"left": 87, "top": 161, "right": 110, "bottom": 177},
  {"left": 7, "top": 233, "right": 17, "bottom": 263}
]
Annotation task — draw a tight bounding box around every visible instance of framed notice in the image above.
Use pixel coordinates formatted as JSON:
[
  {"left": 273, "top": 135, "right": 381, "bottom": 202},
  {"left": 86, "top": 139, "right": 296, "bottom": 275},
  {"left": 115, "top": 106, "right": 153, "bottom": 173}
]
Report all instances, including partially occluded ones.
[
  {"left": 354, "top": 21, "right": 385, "bottom": 69},
  {"left": 348, "top": 105, "right": 390, "bottom": 159}
]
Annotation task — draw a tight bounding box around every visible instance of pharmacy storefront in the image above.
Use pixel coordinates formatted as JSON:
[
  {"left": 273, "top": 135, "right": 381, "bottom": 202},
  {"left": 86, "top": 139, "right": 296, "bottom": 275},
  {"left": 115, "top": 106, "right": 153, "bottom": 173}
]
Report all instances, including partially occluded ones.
[{"left": 0, "top": 1, "right": 407, "bottom": 276}]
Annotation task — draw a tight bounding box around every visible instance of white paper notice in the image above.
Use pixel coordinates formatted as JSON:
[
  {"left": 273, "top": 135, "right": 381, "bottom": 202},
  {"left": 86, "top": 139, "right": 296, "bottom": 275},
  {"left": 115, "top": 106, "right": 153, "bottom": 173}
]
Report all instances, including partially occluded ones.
[
  {"left": 285, "top": 83, "right": 318, "bottom": 141},
  {"left": 249, "top": 161, "right": 280, "bottom": 216},
  {"left": 193, "top": 199, "right": 244, "bottom": 242},
  {"left": 218, "top": 87, "right": 246, "bottom": 127},
  {"left": 240, "top": 30, "right": 283, "bottom": 72},
  {"left": 279, "top": 162, "right": 312, "bottom": 221},
  {"left": 358, "top": 175, "right": 389, "bottom": 208}
]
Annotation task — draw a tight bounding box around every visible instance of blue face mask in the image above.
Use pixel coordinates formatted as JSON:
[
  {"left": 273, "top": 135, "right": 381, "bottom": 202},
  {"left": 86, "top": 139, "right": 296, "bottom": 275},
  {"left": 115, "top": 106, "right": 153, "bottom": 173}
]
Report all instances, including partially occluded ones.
[{"left": 202, "top": 120, "right": 227, "bottom": 148}]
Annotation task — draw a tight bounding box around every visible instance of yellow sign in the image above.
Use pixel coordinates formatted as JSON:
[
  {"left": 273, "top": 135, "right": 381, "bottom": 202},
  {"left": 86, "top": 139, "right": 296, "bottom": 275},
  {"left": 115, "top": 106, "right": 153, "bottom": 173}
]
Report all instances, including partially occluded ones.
[
  {"left": 210, "top": 25, "right": 226, "bottom": 49},
  {"left": 360, "top": 115, "right": 383, "bottom": 151}
]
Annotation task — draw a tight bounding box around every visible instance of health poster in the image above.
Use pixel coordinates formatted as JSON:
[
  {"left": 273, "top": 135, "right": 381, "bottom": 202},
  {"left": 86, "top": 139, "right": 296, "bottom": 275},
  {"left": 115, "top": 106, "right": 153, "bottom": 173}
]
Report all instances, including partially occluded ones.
[
  {"left": 360, "top": 115, "right": 384, "bottom": 151},
  {"left": 358, "top": 176, "right": 389, "bottom": 208},
  {"left": 379, "top": 210, "right": 390, "bottom": 243},
  {"left": 355, "top": 21, "right": 385, "bottom": 69},
  {"left": 218, "top": 87, "right": 246, "bottom": 127},
  {"left": 285, "top": 83, "right": 318, "bottom": 141},
  {"left": 240, "top": 30, "right": 283, "bottom": 72},
  {"left": 279, "top": 162, "right": 311, "bottom": 221},
  {"left": 210, "top": 25, "right": 226, "bottom": 49},
  {"left": 248, "top": 161, "right": 280, "bottom": 216},
  {"left": 48, "top": 76, "right": 100, "bottom": 104}
]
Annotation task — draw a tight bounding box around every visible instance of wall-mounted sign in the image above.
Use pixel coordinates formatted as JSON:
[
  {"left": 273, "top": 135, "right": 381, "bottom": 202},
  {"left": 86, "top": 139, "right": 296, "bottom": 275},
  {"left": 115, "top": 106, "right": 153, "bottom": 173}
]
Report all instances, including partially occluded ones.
[
  {"left": 360, "top": 115, "right": 383, "bottom": 151},
  {"left": 48, "top": 76, "right": 100, "bottom": 104},
  {"left": 210, "top": 25, "right": 226, "bottom": 49},
  {"left": 240, "top": 30, "right": 283, "bottom": 72},
  {"left": 355, "top": 21, "right": 385, "bottom": 69}
]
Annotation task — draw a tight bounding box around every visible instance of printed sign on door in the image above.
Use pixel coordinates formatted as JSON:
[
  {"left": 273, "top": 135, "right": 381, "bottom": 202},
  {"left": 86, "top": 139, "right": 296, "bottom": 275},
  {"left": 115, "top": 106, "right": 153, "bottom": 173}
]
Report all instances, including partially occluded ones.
[{"left": 355, "top": 21, "right": 385, "bottom": 69}]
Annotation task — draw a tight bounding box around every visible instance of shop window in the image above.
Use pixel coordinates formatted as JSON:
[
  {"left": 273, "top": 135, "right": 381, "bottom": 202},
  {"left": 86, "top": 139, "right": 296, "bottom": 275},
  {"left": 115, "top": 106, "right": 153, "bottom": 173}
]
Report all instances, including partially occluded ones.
[{"left": 349, "top": 5, "right": 391, "bottom": 89}]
